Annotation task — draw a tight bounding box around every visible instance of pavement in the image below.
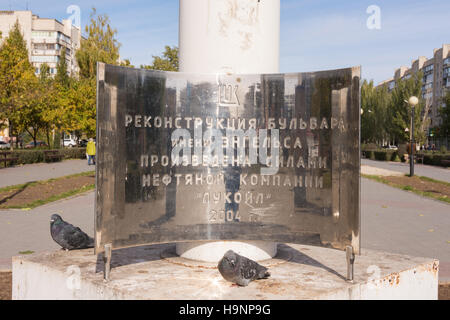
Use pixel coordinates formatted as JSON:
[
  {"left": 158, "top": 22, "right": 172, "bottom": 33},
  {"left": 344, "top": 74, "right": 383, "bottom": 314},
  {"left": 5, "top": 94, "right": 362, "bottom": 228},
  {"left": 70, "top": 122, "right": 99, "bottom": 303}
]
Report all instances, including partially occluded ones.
[
  {"left": 361, "top": 177, "right": 450, "bottom": 282},
  {"left": 0, "top": 159, "right": 449, "bottom": 282},
  {"left": 0, "top": 159, "right": 92, "bottom": 189},
  {"left": 361, "top": 158, "right": 450, "bottom": 183},
  {"left": 0, "top": 192, "right": 94, "bottom": 269}
]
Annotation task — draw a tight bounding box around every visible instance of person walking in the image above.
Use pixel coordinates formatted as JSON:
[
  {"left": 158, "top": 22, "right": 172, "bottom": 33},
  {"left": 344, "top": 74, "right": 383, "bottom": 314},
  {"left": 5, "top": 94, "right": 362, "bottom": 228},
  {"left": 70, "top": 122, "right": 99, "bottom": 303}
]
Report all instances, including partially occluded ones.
[{"left": 86, "top": 138, "right": 96, "bottom": 165}]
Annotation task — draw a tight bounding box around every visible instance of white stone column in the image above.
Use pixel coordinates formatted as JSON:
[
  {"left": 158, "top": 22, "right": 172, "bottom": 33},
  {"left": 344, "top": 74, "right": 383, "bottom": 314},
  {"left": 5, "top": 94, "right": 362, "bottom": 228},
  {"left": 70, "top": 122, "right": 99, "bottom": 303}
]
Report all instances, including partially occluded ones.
[{"left": 177, "top": 0, "right": 280, "bottom": 262}]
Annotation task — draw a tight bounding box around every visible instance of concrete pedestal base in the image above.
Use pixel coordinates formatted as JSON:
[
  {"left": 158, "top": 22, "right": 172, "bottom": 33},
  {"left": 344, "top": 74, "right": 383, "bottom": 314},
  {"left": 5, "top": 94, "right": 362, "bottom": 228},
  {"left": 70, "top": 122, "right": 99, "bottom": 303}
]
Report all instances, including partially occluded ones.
[{"left": 12, "top": 243, "right": 439, "bottom": 300}]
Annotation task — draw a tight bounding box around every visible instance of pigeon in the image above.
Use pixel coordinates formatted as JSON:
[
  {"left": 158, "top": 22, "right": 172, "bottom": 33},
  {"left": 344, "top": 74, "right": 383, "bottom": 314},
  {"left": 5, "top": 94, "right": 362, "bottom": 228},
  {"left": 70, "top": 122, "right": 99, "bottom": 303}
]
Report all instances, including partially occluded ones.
[
  {"left": 50, "top": 214, "right": 94, "bottom": 250},
  {"left": 218, "top": 250, "right": 270, "bottom": 286}
]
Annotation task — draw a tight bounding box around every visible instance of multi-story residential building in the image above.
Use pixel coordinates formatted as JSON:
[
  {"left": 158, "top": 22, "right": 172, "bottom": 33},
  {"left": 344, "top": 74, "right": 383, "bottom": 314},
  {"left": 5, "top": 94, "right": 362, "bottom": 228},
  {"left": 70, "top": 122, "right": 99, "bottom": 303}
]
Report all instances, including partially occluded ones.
[
  {"left": 0, "top": 10, "right": 82, "bottom": 77},
  {"left": 0, "top": 10, "right": 82, "bottom": 143},
  {"left": 378, "top": 44, "right": 450, "bottom": 144}
]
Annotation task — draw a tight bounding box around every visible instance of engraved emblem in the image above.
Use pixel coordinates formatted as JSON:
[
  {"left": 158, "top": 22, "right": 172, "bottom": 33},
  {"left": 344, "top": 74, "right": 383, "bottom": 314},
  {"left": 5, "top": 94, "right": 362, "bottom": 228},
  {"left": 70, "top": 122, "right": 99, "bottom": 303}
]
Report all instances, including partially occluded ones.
[{"left": 218, "top": 83, "right": 240, "bottom": 107}]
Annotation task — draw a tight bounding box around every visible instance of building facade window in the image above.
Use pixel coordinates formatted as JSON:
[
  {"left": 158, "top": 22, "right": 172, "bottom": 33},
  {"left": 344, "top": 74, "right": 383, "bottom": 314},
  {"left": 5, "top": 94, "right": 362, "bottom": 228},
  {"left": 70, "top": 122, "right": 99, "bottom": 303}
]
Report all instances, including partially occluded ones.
[
  {"left": 444, "top": 67, "right": 450, "bottom": 77},
  {"left": 423, "top": 64, "right": 434, "bottom": 73},
  {"left": 424, "top": 73, "right": 433, "bottom": 84},
  {"left": 31, "top": 31, "right": 56, "bottom": 38},
  {"left": 31, "top": 55, "right": 58, "bottom": 63},
  {"left": 423, "top": 92, "right": 433, "bottom": 99},
  {"left": 423, "top": 82, "right": 433, "bottom": 90}
]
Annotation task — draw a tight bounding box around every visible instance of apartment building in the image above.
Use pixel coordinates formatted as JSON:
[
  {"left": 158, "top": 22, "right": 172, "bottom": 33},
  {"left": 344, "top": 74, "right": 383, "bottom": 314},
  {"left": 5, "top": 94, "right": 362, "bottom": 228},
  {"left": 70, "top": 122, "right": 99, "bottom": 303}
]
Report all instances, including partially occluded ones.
[
  {"left": 378, "top": 44, "right": 450, "bottom": 133},
  {"left": 0, "top": 10, "right": 82, "bottom": 77}
]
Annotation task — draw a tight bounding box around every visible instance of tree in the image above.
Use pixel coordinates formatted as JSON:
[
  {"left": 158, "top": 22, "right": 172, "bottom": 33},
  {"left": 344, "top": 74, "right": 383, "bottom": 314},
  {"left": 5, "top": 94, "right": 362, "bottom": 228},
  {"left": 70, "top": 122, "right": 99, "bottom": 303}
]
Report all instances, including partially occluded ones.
[
  {"left": 361, "top": 80, "right": 391, "bottom": 144},
  {"left": 389, "top": 72, "right": 427, "bottom": 145},
  {"left": 57, "top": 78, "right": 96, "bottom": 138},
  {"left": 361, "top": 80, "right": 377, "bottom": 143},
  {"left": 438, "top": 91, "right": 450, "bottom": 139},
  {"left": 119, "top": 59, "right": 134, "bottom": 68},
  {"left": 75, "top": 8, "right": 121, "bottom": 79},
  {"left": 10, "top": 70, "right": 51, "bottom": 147},
  {"left": 55, "top": 47, "right": 70, "bottom": 87},
  {"left": 0, "top": 20, "right": 35, "bottom": 147},
  {"left": 141, "top": 45, "right": 179, "bottom": 71}
]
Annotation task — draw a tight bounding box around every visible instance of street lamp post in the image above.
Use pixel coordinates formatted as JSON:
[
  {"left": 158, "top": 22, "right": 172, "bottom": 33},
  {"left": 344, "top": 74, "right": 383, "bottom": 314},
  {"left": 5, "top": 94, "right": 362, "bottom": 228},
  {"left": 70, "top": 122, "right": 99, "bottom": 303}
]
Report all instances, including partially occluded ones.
[{"left": 406, "top": 96, "right": 419, "bottom": 176}]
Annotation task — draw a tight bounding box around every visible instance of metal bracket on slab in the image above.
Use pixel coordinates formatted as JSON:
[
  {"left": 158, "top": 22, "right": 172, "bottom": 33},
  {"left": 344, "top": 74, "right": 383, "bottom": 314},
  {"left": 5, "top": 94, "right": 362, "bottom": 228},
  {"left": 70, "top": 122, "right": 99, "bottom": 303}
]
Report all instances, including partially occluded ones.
[
  {"left": 103, "top": 243, "right": 112, "bottom": 281},
  {"left": 346, "top": 245, "right": 355, "bottom": 282}
]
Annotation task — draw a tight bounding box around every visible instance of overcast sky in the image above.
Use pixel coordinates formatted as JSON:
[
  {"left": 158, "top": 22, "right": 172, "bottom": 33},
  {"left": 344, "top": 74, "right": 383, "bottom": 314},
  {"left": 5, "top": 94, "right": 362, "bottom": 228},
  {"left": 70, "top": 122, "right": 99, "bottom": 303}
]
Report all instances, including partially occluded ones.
[{"left": 3, "top": 0, "right": 450, "bottom": 84}]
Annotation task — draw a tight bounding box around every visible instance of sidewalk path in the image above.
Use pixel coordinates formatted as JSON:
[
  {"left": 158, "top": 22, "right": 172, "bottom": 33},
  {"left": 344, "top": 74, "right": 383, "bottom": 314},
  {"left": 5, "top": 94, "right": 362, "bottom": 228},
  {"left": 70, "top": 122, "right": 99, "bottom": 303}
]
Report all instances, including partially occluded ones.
[
  {"left": 362, "top": 177, "right": 450, "bottom": 282},
  {"left": 362, "top": 158, "right": 450, "bottom": 183},
  {"left": 0, "top": 191, "right": 94, "bottom": 269},
  {"left": 0, "top": 159, "right": 92, "bottom": 188},
  {"left": 361, "top": 164, "right": 403, "bottom": 177}
]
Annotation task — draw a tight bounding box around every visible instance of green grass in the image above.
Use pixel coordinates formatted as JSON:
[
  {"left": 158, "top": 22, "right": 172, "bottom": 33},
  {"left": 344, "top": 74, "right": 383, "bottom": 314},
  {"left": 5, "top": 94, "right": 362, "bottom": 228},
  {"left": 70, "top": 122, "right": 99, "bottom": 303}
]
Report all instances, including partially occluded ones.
[
  {"left": 2, "top": 184, "right": 95, "bottom": 210},
  {"left": 18, "top": 251, "right": 34, "bottom": 255},
  {"left": 362, "top": 174, "right": 450, "bottom": 204},
  {"left": 0, "top": 171, "right": 95, "bottom": 209},
  {"left": 416, "top": 175, "right": 450, "bottom": 187},
  {"left": 0, "top": 171, "right": 94, "bottom": 194}
]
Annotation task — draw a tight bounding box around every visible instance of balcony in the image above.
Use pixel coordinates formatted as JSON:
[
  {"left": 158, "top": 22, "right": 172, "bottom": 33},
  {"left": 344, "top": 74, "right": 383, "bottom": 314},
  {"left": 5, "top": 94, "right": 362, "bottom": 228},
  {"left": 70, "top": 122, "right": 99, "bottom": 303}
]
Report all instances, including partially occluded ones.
[
  {"left": 32, "top": 49, "right": 60, "bottom": 56},
  {"left": 444, "top": 58, "right": 450, "bottom": 67}
]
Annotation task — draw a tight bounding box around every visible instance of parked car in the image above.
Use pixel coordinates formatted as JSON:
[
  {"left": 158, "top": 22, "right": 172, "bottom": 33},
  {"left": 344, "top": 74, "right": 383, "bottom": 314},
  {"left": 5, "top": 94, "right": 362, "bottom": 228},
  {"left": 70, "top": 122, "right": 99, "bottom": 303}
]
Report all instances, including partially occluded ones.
[
  {"left": 78, "top": 139, "right": 88, "bottom": 147},
  {"left": 0, "top": 141, "right": 11, "bottom": 149},
  {"left": 25, "top": 141, "right": 48, "bottom": 148},
  {"left": 63, "top": 137, "right": 77, "bottom": 148}
]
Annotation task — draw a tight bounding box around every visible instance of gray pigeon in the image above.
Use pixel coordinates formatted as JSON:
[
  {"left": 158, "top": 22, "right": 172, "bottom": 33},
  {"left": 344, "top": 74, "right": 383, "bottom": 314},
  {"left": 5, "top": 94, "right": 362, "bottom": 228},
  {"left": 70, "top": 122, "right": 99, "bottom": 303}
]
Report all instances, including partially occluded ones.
[
  {"left": 50, "top": 214, "right": 94, "bottom": 250},
  {"left": 218, "top": 250, "right": 270, "bottom": 286}
]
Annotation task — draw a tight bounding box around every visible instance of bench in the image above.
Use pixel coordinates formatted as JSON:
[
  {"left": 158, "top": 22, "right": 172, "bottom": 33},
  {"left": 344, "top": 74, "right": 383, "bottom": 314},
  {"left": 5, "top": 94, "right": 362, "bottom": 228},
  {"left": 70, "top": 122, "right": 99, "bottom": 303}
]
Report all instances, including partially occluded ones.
[
  {"left": 441, "top": 160, "right": 450, "bottom": 167},
  {"left": 0, "top": 151, "right": 19, "bottom": 168},
  {"left": 43, "top": 150, "right": 63, "bottom": 162}
]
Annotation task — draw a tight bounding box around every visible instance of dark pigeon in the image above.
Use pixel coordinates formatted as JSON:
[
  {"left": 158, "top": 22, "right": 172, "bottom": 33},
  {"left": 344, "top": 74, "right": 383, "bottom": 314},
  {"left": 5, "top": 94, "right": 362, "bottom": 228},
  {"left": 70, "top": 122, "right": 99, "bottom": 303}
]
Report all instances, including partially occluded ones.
[
  {"left": 218, "top": 250, "right": 270, "bottom": 286},
  {"left": 50, "top": 214, "right": 94, "bottom": 250}
]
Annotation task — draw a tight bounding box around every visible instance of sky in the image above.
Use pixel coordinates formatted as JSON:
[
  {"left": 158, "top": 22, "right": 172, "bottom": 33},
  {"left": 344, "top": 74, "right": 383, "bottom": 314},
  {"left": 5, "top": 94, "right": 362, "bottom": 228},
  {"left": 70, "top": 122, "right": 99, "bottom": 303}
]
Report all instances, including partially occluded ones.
[{"left": 2, "top": 0, "right": 450, "bottom": 84}]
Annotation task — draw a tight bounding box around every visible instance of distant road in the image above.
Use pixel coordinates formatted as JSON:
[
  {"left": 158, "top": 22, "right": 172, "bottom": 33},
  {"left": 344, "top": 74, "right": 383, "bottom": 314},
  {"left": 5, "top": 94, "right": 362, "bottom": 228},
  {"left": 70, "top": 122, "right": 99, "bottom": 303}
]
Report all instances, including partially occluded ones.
[
  {"left": 361, "top": 158, "right": 450, "bottom": 183},
  {"left": 0, "top": 159, "right": 92, "bottom": 189}
]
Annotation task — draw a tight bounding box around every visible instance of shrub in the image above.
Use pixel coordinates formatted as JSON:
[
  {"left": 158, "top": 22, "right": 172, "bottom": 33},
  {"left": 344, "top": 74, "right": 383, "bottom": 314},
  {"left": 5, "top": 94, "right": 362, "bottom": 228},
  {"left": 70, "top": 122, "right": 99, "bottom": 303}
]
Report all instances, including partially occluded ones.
[
  {"left": 373, "top": 150, "right": 398, "bottom": 161},
  {"left": 12, "top": 149, "right": 44, "bottom": 165},
  {"left": 1, "top": 147, "right": 87, "bottom": 167},
  {"left": 440, "top": 146, "right": 447, "bottom": 154},
  {"left": 363, "top": 150, "right": 375, "bottom": 160},
  {"left": 422, "top": 154, "right": 450, "bottom": 167},
  {"left": 60, "top": 147, "right": 86, "bottom": 160},
  {"left": 392, "top": 153, "right": 401, "bottom": 162}
]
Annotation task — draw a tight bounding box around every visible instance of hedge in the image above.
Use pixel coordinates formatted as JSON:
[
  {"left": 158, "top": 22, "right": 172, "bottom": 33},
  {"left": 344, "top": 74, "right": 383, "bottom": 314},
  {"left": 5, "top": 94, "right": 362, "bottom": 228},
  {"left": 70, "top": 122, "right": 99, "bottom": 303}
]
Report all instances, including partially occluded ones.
[
  {"left": 421, "top": 154, "right": 450, "bottom": 167},
  {"left": 362, "top": 149, "right": 400, "bottom": 162},
  {"left": 362, "top": 148, "right": 450, "bottom": 167},
  {"left": 1, "top": 147, "right": 86, "bottom": 167}
]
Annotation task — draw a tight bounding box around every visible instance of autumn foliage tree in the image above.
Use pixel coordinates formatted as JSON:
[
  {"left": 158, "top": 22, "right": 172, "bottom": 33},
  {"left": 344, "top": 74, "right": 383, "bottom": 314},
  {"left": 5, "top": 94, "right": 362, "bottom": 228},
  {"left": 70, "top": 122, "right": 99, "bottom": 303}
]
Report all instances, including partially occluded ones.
[
  {"left": 54, "top": 8, "right": 122, "bottom": 139},
  {"left": 141, "top": 45, "right": 179, "bottom": 71},
  {"left": 388, "top": 72, "right": 427, "bottom": 145},
  {"left": 76, "top": 8, "right": 121, "bottom": 79},
  {"left": 0, "top": 21, "right": 35, "bottom": 147}
]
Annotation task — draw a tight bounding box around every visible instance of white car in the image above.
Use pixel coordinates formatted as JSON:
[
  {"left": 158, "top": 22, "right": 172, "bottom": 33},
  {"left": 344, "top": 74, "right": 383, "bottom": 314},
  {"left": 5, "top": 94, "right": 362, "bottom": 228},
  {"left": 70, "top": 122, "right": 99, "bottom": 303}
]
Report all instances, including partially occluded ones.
[
  {"left": 63, "top": 138, "right": 77, "bottom": 148},
  {"left": 0, "top": 141, "right": 11, "bottom": 149}
]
